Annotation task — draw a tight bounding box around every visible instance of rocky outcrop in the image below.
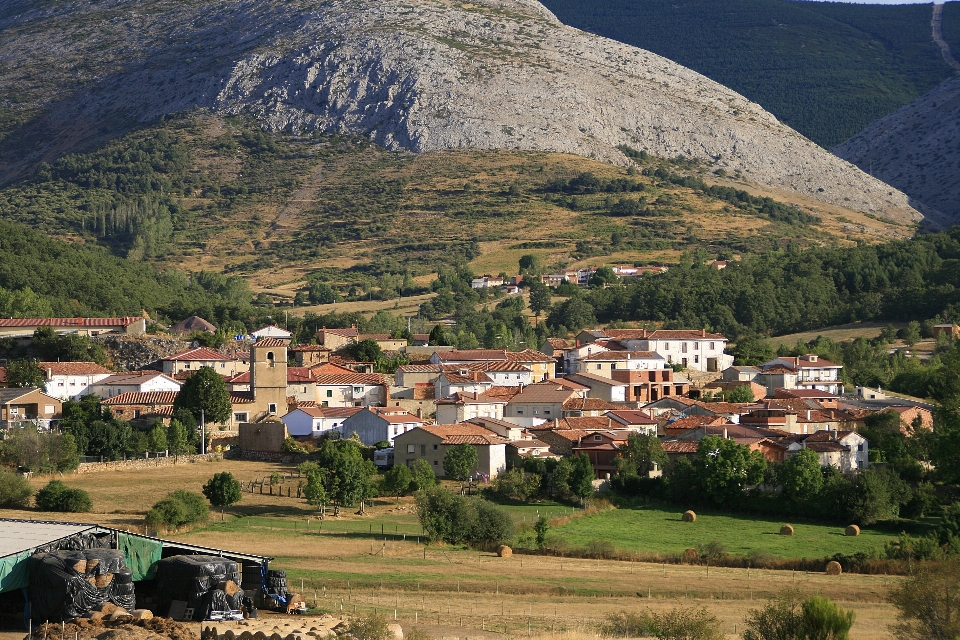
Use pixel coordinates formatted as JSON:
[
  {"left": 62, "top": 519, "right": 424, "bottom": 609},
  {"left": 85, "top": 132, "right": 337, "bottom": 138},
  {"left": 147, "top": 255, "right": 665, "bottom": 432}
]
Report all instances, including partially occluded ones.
[
  {"left": 835, "top": 74, "right": 960, "bottom": 225},
  {"left": 0, "top": 0, "right": 919, "bottom": 222}
]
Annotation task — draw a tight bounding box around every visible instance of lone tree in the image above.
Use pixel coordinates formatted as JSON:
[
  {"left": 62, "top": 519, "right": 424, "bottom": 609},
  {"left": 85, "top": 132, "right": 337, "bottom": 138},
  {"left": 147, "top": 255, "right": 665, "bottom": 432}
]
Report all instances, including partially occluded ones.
[
  {"left": 202, "top": 471, "right": 242, "bottom": 520},
  {"left": 443, "top": 443, "right": 478, "bottom": 481},
  {"left": 383, "top": 464, "right": 413, "bottom": 504},
  {"left": 173, "top": 366, "right": 231, "bottom": 425},
  {"left": 568, "top": 452, "right": 596, "bottom": 503},
  {"left": 527, "top": 280, "right": 552, "bottom": 319}
]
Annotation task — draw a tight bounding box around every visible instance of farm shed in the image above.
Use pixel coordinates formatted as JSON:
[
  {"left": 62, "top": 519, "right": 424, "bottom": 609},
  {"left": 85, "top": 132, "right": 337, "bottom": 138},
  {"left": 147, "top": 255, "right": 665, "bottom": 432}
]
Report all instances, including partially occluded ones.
[{"left": 0, "top": 519, "right": 271, "bottom": 627}]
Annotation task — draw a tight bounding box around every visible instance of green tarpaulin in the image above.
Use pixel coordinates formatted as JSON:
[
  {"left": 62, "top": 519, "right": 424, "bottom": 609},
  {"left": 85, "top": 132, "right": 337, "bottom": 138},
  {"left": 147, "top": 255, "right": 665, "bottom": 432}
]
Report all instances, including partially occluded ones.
[
  {"left": 117, "top": 533, "right": 162, "bottom": 581},
  {"left": 0, "top": 550, "right": 33, "bottom": 593}
]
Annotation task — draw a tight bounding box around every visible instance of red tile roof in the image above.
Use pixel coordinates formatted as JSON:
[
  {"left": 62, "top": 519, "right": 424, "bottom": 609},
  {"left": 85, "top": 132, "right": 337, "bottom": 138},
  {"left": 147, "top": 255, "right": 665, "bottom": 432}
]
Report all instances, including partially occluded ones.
[
  {"left": 253, "top": 338, "right": 288, "bottom": 347},
  {"left": 289, "top": 406, "right": 364, "bottom": 419},
  {"left": 505, "top": 349, "right": 556, "bottom": 364},
  {"left": 320, "top": 328, "right": 359, "bottom": 337},
  {"left": 434, "top": 350, "right": 509, "bottom": 362},
  {"left": 482, "top": 386, "right": 523, "bottom": 400},
  {"left": 562, "top": 397, "right": 618, "bottom": 411},
  {"left": 606, "top": 409, "right": 657, "bottom": 425},
  {"left": 580, "top": 351, "right": 662, "bottom": 362},
  {"left": 416, "top": 423, "right": 511, "bottom": 445},
  {"left": 103, "top": 391, "right": 179, "bottom": 405},
  {"left": 291, "top": 345, "right": 332, "bottom": 352},
  {"left": 545, "top": 338, "right": 573, "bottom": 349},
  {"left": 313, "top": 373, "right": 387, "bottom": 386},
  {"left": 39, "top": 362, "right": 113, "bottom": 376},
  {"left": 0, "top": 317, "right": 142, "bottom": 328},
  {"left": 662, "top": 441, "right": 699, "bottom": 453},
  {"left": 163, "top": 347, "right": 234, "bottom": 362}
]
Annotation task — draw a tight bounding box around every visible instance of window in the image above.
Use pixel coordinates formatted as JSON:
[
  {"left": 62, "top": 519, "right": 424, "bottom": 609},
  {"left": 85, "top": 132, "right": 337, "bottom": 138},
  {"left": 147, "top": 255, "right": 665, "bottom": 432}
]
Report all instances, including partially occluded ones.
[
  {"left": 544, "top": 410, "right": 551, "bottom": 415},
  {"left": 267, "top": 352, "right": 275, "bottom": 367},
  {"left": 134, "top": 410, "right": 141, "bottom": 419},
  {"left": 694, "top": 342, "right": 699, "bottom": 350},
  {"left": 183, "top": 363, "right": 191, "bottom": 369},
  {"left": 234, "top": 413, "right": 249, "bottom": 422},
  {"left": 393, "top": 427, "right": 399, "bottom": 436},
  {"left": 533, "top": 409, "right": 539, "bottom": 415},
  {"left": 517, "top": 409, "right": 524, "bottom": 415},
  {"left": 682, "top": 343, "right": 688, "bottom": 353},
  {"left": 594, "top": 434, "right": 602, "bottom": 441},
  {"left": 433, "top": 460, "right": 438, "bottom": 466},
  {"left": 58, "top": 382, "right": 64, "bottom": 387},
  {"left": 664, "top": 343, "right": 669, "bottom": 350},
  {"left": 596, "top": 364, "right": 602, "bottom": 370},
  {"left": 709, "top": 342, "right": 715, "bottom": 350},
  {"left": 321, "top": 401, "right": 328, "bottom": 407},
  {"left": 421, "top": 444, "right": 426, "bottom": 455},
  {"left": 326, "top": 390, "right": 333, "bottom": 398},
  {"left": 407, "top": 444, "right": 416, "bottom": 454},
  {"left": 433, "top": 444, "right": 439, "bottom": 450},
  {"left": 694, "top": 355, "right": 699, "bottom": 364},
  {"left": 354, "top": 387, "right": 363, "bottom": 394},
  {"left": 220, "top": 363, "right": 226, "bottom": 368},
  {"left": 857, "top": 444, "right": 863, "bottom": 451},
  {"left": 268, "top": 403, "right": 277, "bottom": 414}
]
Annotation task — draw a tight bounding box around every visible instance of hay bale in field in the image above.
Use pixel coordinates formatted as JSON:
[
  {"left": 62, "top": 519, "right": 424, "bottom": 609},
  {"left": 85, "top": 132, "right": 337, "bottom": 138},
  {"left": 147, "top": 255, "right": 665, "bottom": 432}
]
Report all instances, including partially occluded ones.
[
  {"left": 845, "top": 525, "right": 860, "bottom": 536},
  {"left": 99, "top": 603, "right": 118, "bottom": 616},
  {"left": 682, "top": 510, "right": 696, "bottom": 522},
  {"left": 681, "top": 548, "right": 699, "bottom": 563},
  {"left": 94, "top": 573, "right": 113, "bottom": 588},
  {"left": 780, "top": 524, "right": 794, "bottom": 536},
  {"left": 387, "top": 623, "right": 403, "bottom": 640},
  {"left": 497, "top": 545, "right": 513, "bottom": 557},
  {"left": 825, "top": 561, "right": 842, "bottom": 575}
]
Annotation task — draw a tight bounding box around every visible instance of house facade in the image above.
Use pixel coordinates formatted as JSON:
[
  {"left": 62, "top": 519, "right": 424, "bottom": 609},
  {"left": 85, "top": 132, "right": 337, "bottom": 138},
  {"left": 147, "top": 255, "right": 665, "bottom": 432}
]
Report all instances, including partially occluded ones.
[
  {"left": 759, "top": 355, "right": 843, "bottom": 395},
  {"left": 89, "top": 372, "right": 181, "bottom": 399},
  {"left": 161, "top": 347, "right": 246, "bottom": 377},
  {"left": 392, "top": 424, "right": 509, "bottom": 479},
  {"left": 577, "top": 329, "right": 732, "bottom": 372},
  {"left": 340, "top": 407, "right": 423, "bottom": 446},
  {"left": 281, "top": 406, "right": 363, "bottom": 437},
  {"left": 40, "top": 362, "right": 113, "bottom": 401},
  {"left": 435, "top": 392, "right": 507, "bottom": 425},
  {"left": 0, "top": 388, "right": 63, "bottom": 429},
  {"left": 314, "top": 373, "right": 387, "bottom": 407}
]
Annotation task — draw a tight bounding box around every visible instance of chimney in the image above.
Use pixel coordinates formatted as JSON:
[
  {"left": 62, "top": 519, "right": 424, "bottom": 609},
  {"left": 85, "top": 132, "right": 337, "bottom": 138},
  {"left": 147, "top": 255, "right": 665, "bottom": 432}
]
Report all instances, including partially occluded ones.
[
  {"left": 416, "top": 408, "right": 422, "bottom": 419},
  {"left": 723, "top": 427, "right": 728, "bottom": 439},
  {"left": 46, "top": 367, "right": 52, "bottom": 379},
  {"left": 806, "top": 410, "right": 812, "bottom": 420},
  {"left": 701, "top": 328, "right": 706, "bottom": 337}
]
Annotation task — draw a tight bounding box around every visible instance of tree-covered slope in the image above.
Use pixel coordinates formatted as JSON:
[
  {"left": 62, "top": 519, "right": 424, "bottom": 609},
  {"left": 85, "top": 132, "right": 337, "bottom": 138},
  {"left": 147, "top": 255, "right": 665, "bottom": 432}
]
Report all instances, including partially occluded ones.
[{"left": 538, "top": 0, "right": 954, "bottom": 148}]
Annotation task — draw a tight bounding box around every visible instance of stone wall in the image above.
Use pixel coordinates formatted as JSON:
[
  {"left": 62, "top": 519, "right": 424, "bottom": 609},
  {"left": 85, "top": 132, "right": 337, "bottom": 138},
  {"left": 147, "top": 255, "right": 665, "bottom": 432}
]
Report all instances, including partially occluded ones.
[{"left": 74, "top": 452, "right": 227, "bottom": 474}]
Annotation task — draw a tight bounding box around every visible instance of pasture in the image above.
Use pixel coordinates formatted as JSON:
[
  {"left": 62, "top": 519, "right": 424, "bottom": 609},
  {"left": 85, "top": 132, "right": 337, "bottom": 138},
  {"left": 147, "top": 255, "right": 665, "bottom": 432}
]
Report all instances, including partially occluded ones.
[{"left": 3, "top": 460, "right": 909, "bottom": 638}]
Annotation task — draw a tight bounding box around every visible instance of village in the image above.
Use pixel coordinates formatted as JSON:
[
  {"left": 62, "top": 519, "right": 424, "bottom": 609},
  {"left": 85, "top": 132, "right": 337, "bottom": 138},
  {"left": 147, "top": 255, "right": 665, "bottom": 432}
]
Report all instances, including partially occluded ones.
[{"left": 0, "top": 312, "right": 940, "bottom": 483}]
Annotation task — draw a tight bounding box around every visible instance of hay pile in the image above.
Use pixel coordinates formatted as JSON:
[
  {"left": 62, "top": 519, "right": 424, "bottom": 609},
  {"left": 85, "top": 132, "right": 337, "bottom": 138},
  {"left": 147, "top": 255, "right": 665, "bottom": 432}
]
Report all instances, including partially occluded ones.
[
  {"left": 780, "top": 524, "right": 794, "bottom": 536},
  {"left": 681, "top": 511, "right": 696, "bottom": 523},
  {"left": 33, "top": 616, "right": 197, "bottom": 640},
  {"left": 681, "top": 548, "right": 699, "bottom": 563},
  {"left": 825, "top": 561, "right": 843, "bottom": 575}
]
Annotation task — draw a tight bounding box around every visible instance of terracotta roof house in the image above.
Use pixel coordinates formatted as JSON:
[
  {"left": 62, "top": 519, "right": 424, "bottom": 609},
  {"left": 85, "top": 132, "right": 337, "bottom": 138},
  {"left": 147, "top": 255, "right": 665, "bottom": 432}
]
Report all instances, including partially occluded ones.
[
  {"left": 0, "top": 317, "right": 147, "bottom": 339},
  {"left": 102, "top": 391, "right": 178, "bottom": 423},
  {"left": 393, "top": 424, "right": 510, "bottom": 478},
  {"left": 576, "top": 328, "right": 732, "bottom": 372},
  {"left": 759, "top": 355, "right": 843, "bottom": 395},
  {"left": 251, "top": 325, "right": 293, "bottom": 343},
  {"left": 435, "top": 391, "right": 508, "bottom": 425},
  {"left": 170, "top": 316, "right": 216, "bottom": 335},
  {"left": 573, "top": 430, "right": 633, "bottom": 477},
  {"left": 0, "top": 388, "right": 63, "bottom": 428},
  {"left": 577, "top": 351, "right": 666, "bottom": 379},
  {"left": 161, "top": 347, "right": 246, "bottom": 377},
  {"left": 39, "top": 362, "right": 114, "bottom": 401},
  {"left": 505, "top": 385, "right": 580, "bottom": 422},
  {"left": 605, "top": 409, "right": 658, "bottom": 434},
  {"left": 463, "top": 416, "right": 531, "bottom": 441},
  {"left": 317, "top": 327, "right": 360, "bottom": 350},
  {"left": 88, "top": 371, "right": 181, "bottom": 399},
  {"left": 291, "top": 344, "right": 332, "bottom": 367},
  {"left": 435, "top": 369, "right": 495, "bottom": 399},
  {"left": 563, "top": 371, "right": 628, "bottom": 403},
  {"left": 313, "top": 373, "right": 387, "bottom": 408}
]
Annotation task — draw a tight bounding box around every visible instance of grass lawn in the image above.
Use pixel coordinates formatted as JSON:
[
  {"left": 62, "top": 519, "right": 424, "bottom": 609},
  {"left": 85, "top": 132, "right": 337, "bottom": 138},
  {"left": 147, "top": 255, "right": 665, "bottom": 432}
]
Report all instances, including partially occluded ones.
[{"left": 550, "top": 504, "right": 897, "bottom": 559}]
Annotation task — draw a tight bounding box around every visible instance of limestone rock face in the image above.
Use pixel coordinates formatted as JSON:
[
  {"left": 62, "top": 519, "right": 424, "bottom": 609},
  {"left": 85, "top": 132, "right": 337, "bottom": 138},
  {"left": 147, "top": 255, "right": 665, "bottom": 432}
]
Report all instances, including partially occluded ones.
[
  {"left": 835, "top": 75, "right": 960, "bottom": 225},
  {"left": 0, "top": 0, "right": 918, "bottom": 221}
]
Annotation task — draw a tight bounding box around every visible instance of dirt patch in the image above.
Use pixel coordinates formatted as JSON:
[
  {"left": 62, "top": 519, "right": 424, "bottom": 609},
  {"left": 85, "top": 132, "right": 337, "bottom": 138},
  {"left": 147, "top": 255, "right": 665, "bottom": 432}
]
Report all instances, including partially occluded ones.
[{"left": 31, "top": 618, "right": 197, "bottom": 640}]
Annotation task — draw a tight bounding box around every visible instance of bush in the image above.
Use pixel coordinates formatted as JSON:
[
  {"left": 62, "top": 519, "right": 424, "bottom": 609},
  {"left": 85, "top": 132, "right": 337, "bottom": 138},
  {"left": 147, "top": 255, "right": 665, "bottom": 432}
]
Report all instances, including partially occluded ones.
[
  {"left": 336, "top": 614, "right": 390, "bottom": 640},
  {"left": 742, "top": 589, "right": 855, "bottom": 640},
  {"left": 0, "top": 468, "right": 33, "bottom": 508},
  {"left": 603, "top": 607, "right": 722, "bottom": 639},
  {"left": 145, "top": 489, "right": 209, "bottom": 531},
  {"left": 34, "top": 480, "right": 92, "bottom": 512},
  {"left": 415, "top": 488, "right": 512, "bottom": 545},
  {"left": 889, "top": 559, "right": 960, "bottom": 640},
  {"left": 602, "top": 611, "right": 655, "bottom": 637},
  {"left": 282, "top": 437, "right": 308, "bottom": 454}
]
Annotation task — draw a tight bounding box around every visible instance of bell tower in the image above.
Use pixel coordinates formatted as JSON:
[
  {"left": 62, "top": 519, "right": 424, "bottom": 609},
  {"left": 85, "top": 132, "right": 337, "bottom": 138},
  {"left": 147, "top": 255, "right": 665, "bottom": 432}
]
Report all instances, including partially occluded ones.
[{"left": 250, "top": 338, "right": 288, "bottom": 415}]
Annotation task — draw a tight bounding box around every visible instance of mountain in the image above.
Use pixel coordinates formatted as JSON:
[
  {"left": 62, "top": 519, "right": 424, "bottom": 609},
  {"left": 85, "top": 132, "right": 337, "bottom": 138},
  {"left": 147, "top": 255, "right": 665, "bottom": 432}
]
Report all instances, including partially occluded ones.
[
  {"left": 834, "top": 74, "right": 960, "bottom": 225},
  {"left": 536, "top": 0, "right": 957, "bottom": 149},
  {"left": 0, "top": 0, "right": 918, "bottom": 223}
]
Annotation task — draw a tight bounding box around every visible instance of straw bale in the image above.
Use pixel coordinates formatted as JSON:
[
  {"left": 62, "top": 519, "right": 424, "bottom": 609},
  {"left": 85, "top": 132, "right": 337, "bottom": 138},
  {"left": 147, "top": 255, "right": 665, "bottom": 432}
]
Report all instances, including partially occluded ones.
[
  {"left": 681, "top": 548, "right": 699, "bottom": 563},
  {"left": 95, "top": 574, "right": 114, "bottom": 588},
  {"left": 71, "top": 560, "right": 88, "bottom": 574},
  {"left": 131, "top": 610, "right": 154, "bottom": 621},
  {"left": 88, "top": 612, "right": 106, "bottom": 623},
  {"left": 845, "top": 524, "right": 860, "bottom": 536},
  {"left": 387, "top": 624, "right": 403, "bottom": 640},
  {"left": 825, "top": 561, "right": 842, "bottom": 575},
  {"left": 99, "top": 603, "right": 118, "bottom": 616},
  {"left": 86, "top": 558, "right": 100, "bottom": 572},
  {"left": 681, "top": 510, "right": 696, "bottom": 522},
  {"left": 496, "top": 545, "right": 512, "bottom": 557},
  {"left": 779, "top": 524, "right": 794, "bottom": 536},
  {"left": 219, "top": 580, "right": 241, "bottom": 596}
]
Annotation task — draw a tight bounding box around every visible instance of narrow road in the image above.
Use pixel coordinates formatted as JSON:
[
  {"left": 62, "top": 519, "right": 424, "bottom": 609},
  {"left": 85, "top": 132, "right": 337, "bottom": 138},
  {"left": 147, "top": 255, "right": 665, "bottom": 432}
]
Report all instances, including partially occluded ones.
[{"left": 932, "top": 3, "right": 960, "bottom": 73}]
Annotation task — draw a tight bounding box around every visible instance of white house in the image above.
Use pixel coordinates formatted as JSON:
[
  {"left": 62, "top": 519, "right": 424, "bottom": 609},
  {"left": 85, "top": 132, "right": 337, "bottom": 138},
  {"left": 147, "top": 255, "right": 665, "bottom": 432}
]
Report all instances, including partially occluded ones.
[
  {"left": 577, "top": 329, "right": 733, "bottom": 372},
  {"left": 41, "top": 362, "right": 113, "bottom": 401},
  {"left": 281, "top": 406, "right": 364, "bottom": 437},
  {"left": 760, "top": 354, "right": 843, "bottom": 395},
  {"left": 393, "top": 424, "right": 509, "bottom": 479},
  {"left": 576, "top": 350, "right": 665, "bottom": 378},
  {"left": 340, "top": 407, "right": 424, "bottom": 446},
  {"left": 435, "top": 392, "right": 507, "bottom": 425},
  {"left": 88, "top": 371, "right": 181, "bottom": 399},
  {"left": 161, "top": 347, "right": 247, "bottom": 377},
  {"left": 435, "top": 369, "right": 494, "bottom": 399},
  {"left": 313, "top": 373, "right": 387, "bottom": 407},
  {"left": 787, "top": 429, "right": 868, "bottom": 473}
]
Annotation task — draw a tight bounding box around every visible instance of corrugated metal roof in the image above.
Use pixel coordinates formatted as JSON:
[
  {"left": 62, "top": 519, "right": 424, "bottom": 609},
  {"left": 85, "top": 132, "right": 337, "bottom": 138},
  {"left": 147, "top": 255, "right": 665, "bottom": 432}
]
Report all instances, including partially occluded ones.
[{"left": 0, "top": 519, "right": 97, "bottom": 558}]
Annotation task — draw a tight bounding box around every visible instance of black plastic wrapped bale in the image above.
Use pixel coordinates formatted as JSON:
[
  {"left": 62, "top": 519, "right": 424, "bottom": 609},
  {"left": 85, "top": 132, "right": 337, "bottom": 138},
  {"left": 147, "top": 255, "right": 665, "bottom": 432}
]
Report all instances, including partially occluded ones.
[
  {"left": 27, "top": 549, "right": 130, "bottom": 621},
  {"left": 156, "top": 555, "right": 241, "bottom": 619}
]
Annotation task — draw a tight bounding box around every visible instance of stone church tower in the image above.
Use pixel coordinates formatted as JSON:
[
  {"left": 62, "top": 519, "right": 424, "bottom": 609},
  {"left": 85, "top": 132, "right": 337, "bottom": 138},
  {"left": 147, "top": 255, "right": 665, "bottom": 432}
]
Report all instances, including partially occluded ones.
[{"left": 249, "top": 338, "right": 288, "bottom": 416}]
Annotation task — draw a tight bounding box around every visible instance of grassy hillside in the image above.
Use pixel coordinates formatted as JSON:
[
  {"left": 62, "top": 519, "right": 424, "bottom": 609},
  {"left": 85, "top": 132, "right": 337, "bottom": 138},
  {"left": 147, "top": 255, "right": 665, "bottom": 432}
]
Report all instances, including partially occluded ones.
[
  {"left": 538, "top": 0, "right": 953, "bottom": 147},
  {"left": 0, "top": 113, "right": 907, "bottom": 303}
]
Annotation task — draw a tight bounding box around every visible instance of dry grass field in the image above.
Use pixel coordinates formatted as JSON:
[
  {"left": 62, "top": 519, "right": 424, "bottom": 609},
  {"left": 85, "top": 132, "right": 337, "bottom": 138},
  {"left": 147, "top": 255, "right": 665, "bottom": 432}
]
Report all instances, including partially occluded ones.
[{"left": 0, "top": 461, "right": 908, "bottom": 639}]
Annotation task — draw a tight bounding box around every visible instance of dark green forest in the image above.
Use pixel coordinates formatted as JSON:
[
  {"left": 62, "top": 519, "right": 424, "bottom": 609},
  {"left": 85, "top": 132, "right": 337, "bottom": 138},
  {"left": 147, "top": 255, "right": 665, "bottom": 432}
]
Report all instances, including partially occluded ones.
[{"left": 538, "top": 0, "right": 955, "bottom": 147}]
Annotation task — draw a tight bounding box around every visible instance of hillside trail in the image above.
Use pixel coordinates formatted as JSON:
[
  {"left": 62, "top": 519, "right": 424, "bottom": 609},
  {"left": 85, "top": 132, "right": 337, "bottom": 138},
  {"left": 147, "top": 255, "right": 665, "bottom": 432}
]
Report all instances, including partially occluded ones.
[
  {"left": 932, "top": 4, "right": 960, "bottom": 73},
  {"left": 266, "top": 157, "right": 346, "bottom": 240}
]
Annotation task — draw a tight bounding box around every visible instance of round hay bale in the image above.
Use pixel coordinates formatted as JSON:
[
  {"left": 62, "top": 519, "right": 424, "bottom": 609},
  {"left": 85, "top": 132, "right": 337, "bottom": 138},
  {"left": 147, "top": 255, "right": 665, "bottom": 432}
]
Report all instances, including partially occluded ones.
[
  {"left": 780, "top": 524, "right": 794, "bottom": 536},
  {"left": 219, "top": 580, "right": 241, "bottom": 596},
  {"left": 681, "top": 548, "right": 699, "bottom": 563},
  {"left": 496, "top": 545, "right": 513, "bottom": 557},
  {"left": 94, "top": 574, "right": 113, "bottom": 588},
  {"left": 682, "top": 510, "right": 696, "bottom": 523},
  {"left": 99, "top": 603, "right": 118, "bottom": 616},
  {"left": 131, "top": 610, "right": 153, "bottom": 621},
  {"left": 825, "top": 561, "right": 842, "bottom": 575},
  {"left": 387, "top": 623, "right": 404, "bottom": 640},
  {"left": 845, "top": 524, "right": 860, "bottom": 537}
]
